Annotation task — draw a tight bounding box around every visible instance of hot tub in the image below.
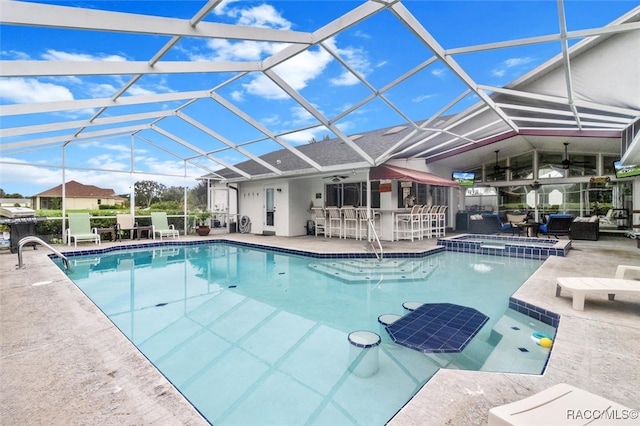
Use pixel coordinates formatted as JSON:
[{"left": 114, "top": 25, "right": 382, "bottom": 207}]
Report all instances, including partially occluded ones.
[{"left": 437, "top": 234, "right": 571, "bottom": 259}]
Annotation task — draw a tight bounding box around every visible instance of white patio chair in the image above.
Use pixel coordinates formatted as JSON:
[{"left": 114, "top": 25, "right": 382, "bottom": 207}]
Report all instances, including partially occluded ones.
[{"left": 312, "top": 207, "right": 326, "bottom": 237}]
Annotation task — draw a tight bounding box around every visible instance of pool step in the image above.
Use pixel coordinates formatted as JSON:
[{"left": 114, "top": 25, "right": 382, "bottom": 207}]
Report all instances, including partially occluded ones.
[{"left": 308, "top": 259, "right": 436, "bottom": 283}]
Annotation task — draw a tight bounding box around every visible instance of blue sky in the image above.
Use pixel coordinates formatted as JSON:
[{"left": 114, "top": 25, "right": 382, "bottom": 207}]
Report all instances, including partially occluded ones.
[{"left": 0, "top": 0, "right": 637, "bottom": 197}]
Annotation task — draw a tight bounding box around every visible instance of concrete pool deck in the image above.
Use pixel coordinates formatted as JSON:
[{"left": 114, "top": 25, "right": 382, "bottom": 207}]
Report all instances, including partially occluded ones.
[{"left": 1, "top": 234, "right": 638, "bottom": 425}]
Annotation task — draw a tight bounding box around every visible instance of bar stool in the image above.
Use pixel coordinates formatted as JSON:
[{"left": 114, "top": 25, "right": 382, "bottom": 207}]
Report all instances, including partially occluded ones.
[
  {"left": 395, "top": 205, "right": 422, "bottom": 241},
  {"left": 341, "top": 206, "right": 357, "bottom": 239},
  {"left": 434, "top": 205, "right": 447, "bottom": 236},
  {"left": 356, "top": 207, "right": 369, "bottom": 240},
  {"left": 326, "top": 206, "right": 342, "bottom": 238},
  {"left": 419, "top": 205, "right": 434, "bottom": 239}
]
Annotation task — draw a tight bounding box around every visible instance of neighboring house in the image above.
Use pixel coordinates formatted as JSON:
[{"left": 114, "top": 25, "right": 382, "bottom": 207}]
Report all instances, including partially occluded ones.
[
  {"left": 0, "top": 199, "right": 33, "bottom": 208},
  {"left": 32, "top": 180, "right": 125, "bottom": 210}
]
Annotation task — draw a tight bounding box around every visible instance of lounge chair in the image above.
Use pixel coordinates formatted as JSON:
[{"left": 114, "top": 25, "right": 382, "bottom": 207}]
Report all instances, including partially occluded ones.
[
  {"left": 66, "top": 212, "right": 100, "bottom": 247},
  {"left": 539, "top": 213, "right": 573, "bottom": 238},
  {"left": 488, "top": 383, "right": 635, "bottom": 426},
  {"left": 151, "top": 212, "right": 179, "bottom": 240},
  {"left": 116, "top": 214, "right": 138, "bottom": 240},
  {"left": 555, "top": 265, "right": 640, "bottom": 310}
]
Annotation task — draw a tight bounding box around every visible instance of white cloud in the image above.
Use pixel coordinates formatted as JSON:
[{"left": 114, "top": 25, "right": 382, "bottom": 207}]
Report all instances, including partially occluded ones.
[
  {"left": 0, "top": 155, "right": 202, "bottom": 196},
  {"left": 88, "top": 83, "right": 118, "bottom": 98},
  {"left": 354, "top": 30, "right": 370, "bottom": 39},
  {"left": 273, "top": 46, "right": 334, "bottom": 88},
  {"left": 127, "top": 85, "right": 157, "bottom": 96},
  {"left": 505, "top": 57, "right": 534, "bottom": 68},
  {"left": 286, "top": 106, "right": 316, "bottom": 126},
  {"left": 0, "top": 158, "right": 63, "bottom": 195},
  {"left": 492, "top": 56, "right": 535, "bottom": 77},
  {"left": 280, "top": 128, "right": 323, "bottom": 145},
  {"left": 41, "top": 49, "right": 126, "bottom": 62},
  {"left": 242, "top": 73, "right": 287, "bottom": 99},
  {"left": 330, "top": 72, "right": 360, "bottom": 86},
  {"left": 214, "top": 2, "right": 291, "bottom": 30},
  {"left": 260, "top": 114, "right": 280, "bottom": 126},
  {"left": 236, "top": 4, "right": 291, "bottom": 29},
  {"left": 326, "top": 40, "right": 371, "bottom": 87},
  {"left": 412, "top": 94, "right": 436, "bottom": 102},
  {"left": 0, "top": 78, "right": 73, "bottom": 103},
  {"left": 86, "top": 153, "right": 129, "bottom": 170},
  {"left": 203, "top": 39, "right": 284, "bottom": 62},
  {"left": 230, "top": 90, "right": 244, "bottom": 102},
  {"left": 431, "top": 68, "right": 447, "bottom": 78},
  {"left": 1, "top": 49, "right": 31, "bottom": 60}
]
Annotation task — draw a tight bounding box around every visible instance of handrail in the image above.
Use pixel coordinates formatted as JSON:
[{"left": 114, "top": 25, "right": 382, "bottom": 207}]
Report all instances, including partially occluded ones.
[
  {"left": 17, "top": 236, "right": 70, "bottom": 271},
  {"left": 366, "top": 217, "right": 383, "bottom": 261}
]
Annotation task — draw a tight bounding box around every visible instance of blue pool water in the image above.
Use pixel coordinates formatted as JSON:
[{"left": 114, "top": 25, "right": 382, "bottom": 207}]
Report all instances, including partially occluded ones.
[{"left": 58, "top": 243, "right": 553, "bottom": 425}]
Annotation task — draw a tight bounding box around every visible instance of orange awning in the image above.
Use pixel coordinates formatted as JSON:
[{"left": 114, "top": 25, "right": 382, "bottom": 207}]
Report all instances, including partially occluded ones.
[{"left": 369, "top": 164, "right": 460, "bottom": 187}]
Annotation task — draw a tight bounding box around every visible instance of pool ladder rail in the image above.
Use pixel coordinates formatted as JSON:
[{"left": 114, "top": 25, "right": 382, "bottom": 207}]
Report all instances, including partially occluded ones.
[
  {"left": 365, "top": 216, "right": 383, "bottom": 260},
  {"left": 17, "top": 236, "right": 70, "bottom": 271}
]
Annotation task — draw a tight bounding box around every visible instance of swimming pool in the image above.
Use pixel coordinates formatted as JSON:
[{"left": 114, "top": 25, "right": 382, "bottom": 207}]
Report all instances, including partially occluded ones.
[{"left": 57, "top": 242, "right": 554, "bottom": 425}]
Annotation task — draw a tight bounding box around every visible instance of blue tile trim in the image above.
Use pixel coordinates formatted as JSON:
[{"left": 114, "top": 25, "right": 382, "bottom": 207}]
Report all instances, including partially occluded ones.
[
  {"left": 436, "top": 235, "right": 570, "bottom": 260},
  {"left": 48, "top": 239, "right": 447, "bottom": 261},
  {"left": 508, "top": 297, "right": 560, "bottom": 328}
]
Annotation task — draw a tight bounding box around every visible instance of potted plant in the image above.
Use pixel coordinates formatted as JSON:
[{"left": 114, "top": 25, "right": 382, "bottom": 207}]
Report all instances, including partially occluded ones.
[{"left": 195, "top": 211, "right": 212, "bottom": 236}]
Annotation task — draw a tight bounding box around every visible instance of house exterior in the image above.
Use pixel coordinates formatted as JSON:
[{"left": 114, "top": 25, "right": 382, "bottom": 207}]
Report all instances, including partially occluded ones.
[
  {"left": 200, "top": 11, "right": 639, "bottom": 240},
  {"left": 32, "top": 180, "right": 125, "bottom": 210}
]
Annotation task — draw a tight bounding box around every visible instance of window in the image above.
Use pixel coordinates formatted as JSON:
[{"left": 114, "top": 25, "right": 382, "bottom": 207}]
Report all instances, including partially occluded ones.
[
  {"left": 567, "top": 154, "right": 596, "bottom": 177},
  {"left": 509, "top": 152, "right": 533, "bottom": 180},
  {"left": 325, "top": 182, "right": 378, "bottom": 208},
  {"left": 538, "top": 151, "right": 564, "bottom": 179},
  {"left": 41, "top": 197, "right": 61, "bottom": 210},
  {"left": 603, "top": 156, "right": 619, "bottom": 176},
  {"left": 397, "top": 182, "right": 449, "bottom": 208}
]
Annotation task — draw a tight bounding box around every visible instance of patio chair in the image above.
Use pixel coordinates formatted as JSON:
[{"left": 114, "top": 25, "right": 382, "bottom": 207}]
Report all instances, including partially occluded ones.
[
  {"left": 311, "top": 207, "right": 326, "bottom": 237},
  {"left": 539, "top": 213, "right": 573, "bottom": 238},
  {"left": 555, "top": 264, "right": 640, "bottom": 311},
  {"left": 66, "top": 212, "right": 100, "bottom": 247},
  {"left": 151, "top": 212, "right": 179, "bottom": 240},
  {"left": 599, "top": 208, "right": 617, "bottom": 228},
  {"left": 116, "top": 214, "right": 138, "bottom": 240}
]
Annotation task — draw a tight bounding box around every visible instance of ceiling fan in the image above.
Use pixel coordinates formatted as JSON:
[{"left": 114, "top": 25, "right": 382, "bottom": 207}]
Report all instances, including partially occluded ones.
[
  {"left": 323, "top": 175, "right": 349, "bottom": 183},
  {"left": 560, "top": 143, "right": 590, "bottom": 170},
  {"left": 491, "top": 150, "right": 510, "bottom": 175}
]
